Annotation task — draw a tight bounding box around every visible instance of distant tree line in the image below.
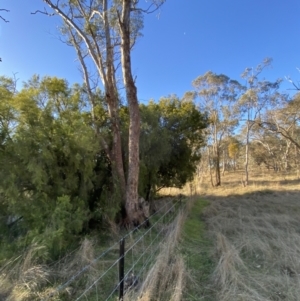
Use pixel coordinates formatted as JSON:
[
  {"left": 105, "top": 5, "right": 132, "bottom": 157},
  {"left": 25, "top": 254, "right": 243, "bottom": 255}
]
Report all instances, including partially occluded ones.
[{"left": 194, "top": 59, "right": 300, "bottom": 186}]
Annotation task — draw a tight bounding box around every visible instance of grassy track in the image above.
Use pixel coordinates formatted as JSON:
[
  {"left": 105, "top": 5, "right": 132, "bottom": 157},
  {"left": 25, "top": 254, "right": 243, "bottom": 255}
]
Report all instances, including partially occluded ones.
[
  {"left": 165, "top": 171, "right": 300, "bottom": 300},
  {"left": 180, "top": 198, "right": 215, "bottom": 301}
]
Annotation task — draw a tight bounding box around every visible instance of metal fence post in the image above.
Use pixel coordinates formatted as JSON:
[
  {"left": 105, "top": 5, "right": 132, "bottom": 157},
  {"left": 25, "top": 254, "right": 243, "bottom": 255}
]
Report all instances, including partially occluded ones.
[{"left": 119, "top": 238, "right": 125, "bottom": 301}]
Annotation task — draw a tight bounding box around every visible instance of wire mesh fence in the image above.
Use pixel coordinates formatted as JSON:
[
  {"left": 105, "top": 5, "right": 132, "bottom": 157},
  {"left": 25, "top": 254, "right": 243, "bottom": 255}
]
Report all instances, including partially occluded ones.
[{"left": 43, "top": 197, "right": 182, "bottom": 301}]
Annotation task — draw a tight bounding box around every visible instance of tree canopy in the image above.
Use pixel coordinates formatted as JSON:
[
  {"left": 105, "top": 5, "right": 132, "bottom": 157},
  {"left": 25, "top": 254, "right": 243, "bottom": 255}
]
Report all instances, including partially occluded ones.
[
  {"left": 0, "top": 76, "right": 208, "bottom": 259},
  {"left": 138, "top": 96, "right": 208, "bottom": 199}
]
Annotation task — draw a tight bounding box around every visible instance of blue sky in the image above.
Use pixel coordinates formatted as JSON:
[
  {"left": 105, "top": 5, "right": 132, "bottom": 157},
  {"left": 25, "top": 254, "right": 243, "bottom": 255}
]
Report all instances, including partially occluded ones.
[{"left": 1, "top": 0, "right": 300, "bottom": 101}]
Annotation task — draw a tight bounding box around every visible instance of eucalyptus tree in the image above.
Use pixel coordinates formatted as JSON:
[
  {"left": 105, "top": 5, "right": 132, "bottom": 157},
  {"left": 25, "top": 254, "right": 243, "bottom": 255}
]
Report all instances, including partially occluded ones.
[
  {"left": 260, "top": 93, "right": 300, "bottom": 150},
  {"left": 258, "top": 92, "right": 300, "bottom": 173},
  {"left": 38, "top": 0, "right": 164, "bottom": 225},
  {"left": 239, "top": 58, "right": 281, "bottom": 186},
  {"left": 250, "top": 121, "right": 284, "bottom": 171},
  {"left": 193, "top": 72, "right": 243, "bottom": 186},
  {"left": 118, "top": 96, "right": 207, "bottom": 201}
]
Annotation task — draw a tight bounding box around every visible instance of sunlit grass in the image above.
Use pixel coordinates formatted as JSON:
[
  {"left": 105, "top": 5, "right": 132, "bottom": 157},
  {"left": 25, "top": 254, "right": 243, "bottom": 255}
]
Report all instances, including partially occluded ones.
[
  {"left": 198, "top": 170, "right": 300, "bottom": 301},
  {"left": 2, "top": 169, "right": 300, "bottom": 300}
]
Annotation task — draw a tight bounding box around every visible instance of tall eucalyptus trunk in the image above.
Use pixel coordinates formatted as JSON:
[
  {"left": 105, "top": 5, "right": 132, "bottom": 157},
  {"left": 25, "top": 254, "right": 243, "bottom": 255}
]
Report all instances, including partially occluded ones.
[{"left": 120, "top": 0, "right": 142, "bottom": 225}]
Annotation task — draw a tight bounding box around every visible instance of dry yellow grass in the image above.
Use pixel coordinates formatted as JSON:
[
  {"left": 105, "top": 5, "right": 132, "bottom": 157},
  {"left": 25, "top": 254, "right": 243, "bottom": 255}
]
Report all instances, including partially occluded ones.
[
  {"left": 163, "top": 169, "right": 300, "bottom": 197},
  {"left": 0, "top": 238, "right": 102, "bottom": 301},
  {"left": 198, "top": 170, "right": 300, "bottom": 301},
  {"left": 129, "top": 209, "right": 187, "bottom": 301},
  {"left": 0, "top": 244, "right": 51, "bottom": 301},
  {"left": 1, "top": 203, "right": 185, "bottom": 301},
  {"left": 161, "top": 169, "right": 300, "bottom": 300},
  {"left": 3, "top": 169, "right": 300, "bottom": 301}
]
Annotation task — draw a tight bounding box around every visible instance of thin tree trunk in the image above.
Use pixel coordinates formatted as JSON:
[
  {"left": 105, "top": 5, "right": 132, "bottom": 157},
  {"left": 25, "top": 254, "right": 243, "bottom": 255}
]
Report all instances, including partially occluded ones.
[
  {"left": 214, "top": 123, "right": 221, "bottom": 186},
  {"left": 208, "top": 146, "right": 215, "bottom": 187},
  {"left": 283, "top": 140, "right": 291, "bottom": 171},
  {"left": 244, "top": 120, "right": 250, "bottom": 187},
  {"left": 233, "top": 153, "right": 237, "bottom": 171},
  {"left": 222, "top": 149, "right": 226, "bottom": 176},
  {"left": 215, "top": 149, "right": 221, "bottom": 186}
]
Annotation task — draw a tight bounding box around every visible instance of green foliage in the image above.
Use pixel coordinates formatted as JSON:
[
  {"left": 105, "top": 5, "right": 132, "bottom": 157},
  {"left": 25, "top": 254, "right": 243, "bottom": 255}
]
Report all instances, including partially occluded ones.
[
  {"left": 27, "top": 195, "right": 88, "bottom": 259},
  {"left": 0, "top": 76, "right": 15, "bottom": 148},
  {"left": 137, "top": 96, "right": 208, "bottom": 199},
  {"left": 193, "top": 71, "right": 243, "bottom": 139},
  {"left": 0, "top": 75, "right": 113, "bottom": 260},
  {"left": 0, "top": 75, "right": 207, "bottom": 261}
]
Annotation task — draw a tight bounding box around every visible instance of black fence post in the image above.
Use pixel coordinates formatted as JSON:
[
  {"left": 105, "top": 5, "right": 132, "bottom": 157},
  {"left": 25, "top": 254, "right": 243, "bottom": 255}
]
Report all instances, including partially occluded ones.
[{"left": 119, "top": 238, "right": 125, "bottom": 301}]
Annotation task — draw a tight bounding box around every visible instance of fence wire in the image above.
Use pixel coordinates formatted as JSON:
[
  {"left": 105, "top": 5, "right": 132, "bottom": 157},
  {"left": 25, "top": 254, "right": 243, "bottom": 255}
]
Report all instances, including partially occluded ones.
[{"left": 42, "top": 198, "right": 182, "bottom": 301}]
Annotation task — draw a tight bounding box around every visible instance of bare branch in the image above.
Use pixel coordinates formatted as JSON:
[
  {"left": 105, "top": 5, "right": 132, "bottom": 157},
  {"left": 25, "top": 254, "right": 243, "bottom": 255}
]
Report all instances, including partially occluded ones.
[
  {"left": 89, "top": 9, "right": 104, "bottom": 21},
  {"left": 0, "top": 15, "right": 9, "bottom": 22},
  {"left": 258, "top": 121, "right": 300, "bottom": 150},
  {"left": 131, "top": 1, "right": 165, "bottom": 14},
  {"left": 42, "top": 0, "right": 107, "bottom": 86},
  {"left": 0, "top": 8, "right": 10, "bottom": 22},
  {"left": 31, "top": 8, "right": 55, "bottom": 16},
  {"left": 75, "top": 0, "right": 88, "bottom": 19},
  {"left": 285, "top": 75, "right": 300, "bottom": 90}
]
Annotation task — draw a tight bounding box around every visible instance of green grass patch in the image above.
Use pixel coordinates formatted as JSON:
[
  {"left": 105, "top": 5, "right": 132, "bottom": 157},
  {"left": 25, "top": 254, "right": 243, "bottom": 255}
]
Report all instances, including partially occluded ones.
[{"left": 181, "top": 198, "right": 215, "bottom": 301}]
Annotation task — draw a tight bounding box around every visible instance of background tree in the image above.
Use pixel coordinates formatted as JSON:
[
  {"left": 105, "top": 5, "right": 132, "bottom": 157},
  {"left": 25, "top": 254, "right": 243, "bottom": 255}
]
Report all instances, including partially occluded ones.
[
  {"left": 193, "top": 71, "right": 243, "bottom": 186},
  {"left": 217, "top": 135, "right": 242, "bottom": 174},
  {"left": 250, "top": 122, "right": 284, "bottom": 171},
  {"left": 260, "top": 92, "right": 300, "bottom": 150},
  {"left": 239, "top": 58, "right": 281, "bottom": 186}
]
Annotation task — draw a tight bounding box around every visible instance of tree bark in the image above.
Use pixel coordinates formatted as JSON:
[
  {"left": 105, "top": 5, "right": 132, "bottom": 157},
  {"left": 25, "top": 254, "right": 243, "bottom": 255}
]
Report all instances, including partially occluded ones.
[
  {"left": 214, "top": 147, "right": 221, "bottom": 186},
  {"left": 103, "top": 0, "right": 126, "bottom": 198},
  {"left": 244, "top": 120, "right": 250, "bottom": 187},
  {"left": 208, "top": 146, "right": 215, "bottom": 187},
  {"left": 119, "top": 0, "right": 142, "bottom": 225},
  {"left": 213, "top": 123, "right": 221, "bottom": 186},
  {"left": 222, "top": 149, "right": 226, "bottom": 176}
]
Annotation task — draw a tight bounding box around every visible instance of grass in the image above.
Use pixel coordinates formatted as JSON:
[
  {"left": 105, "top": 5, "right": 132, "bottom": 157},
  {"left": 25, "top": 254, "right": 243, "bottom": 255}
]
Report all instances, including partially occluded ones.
[
  {"left": 133, "top": 208, "right": 187, "bottom": 301},
  {"left": 162, "top": 169, "right": 300, "bottom": 300},
  {"left": 195, "top": 170, "right": 300, "bottom": 301},
  {"left": 0, "top": 198, "right": 182, "bottom": 301},
  {"left": 205, "top": 190, "right": 300, "bottom": 301},
  {"left": 3, "top": 169, "right": 300, "bottom": 300},
  {"left": 180, "top": 197, "right": 215, "bottom": 301},
  {"left": 133, "top": 196, "right": 216, "bottom": 301}
]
